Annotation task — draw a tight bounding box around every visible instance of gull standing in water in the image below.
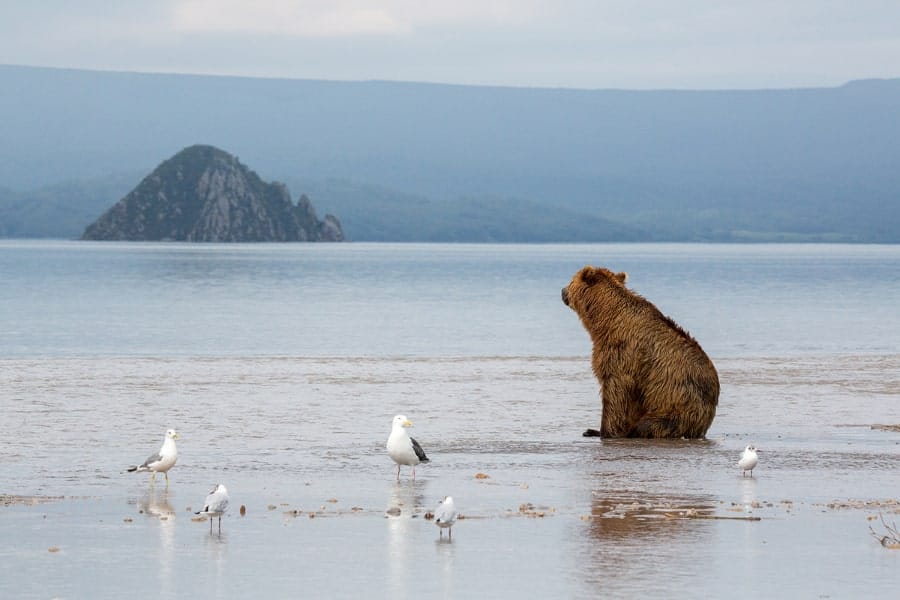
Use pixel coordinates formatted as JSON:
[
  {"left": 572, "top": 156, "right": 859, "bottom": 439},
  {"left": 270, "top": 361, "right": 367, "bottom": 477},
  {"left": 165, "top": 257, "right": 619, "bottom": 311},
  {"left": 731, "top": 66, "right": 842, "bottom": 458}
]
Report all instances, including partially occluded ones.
[
  {"left": 434, "top": 496, "right": 458, "bottom": 540},
  {"left": 127, "top": 429, "right": 179, "bottom": 485},
  {"left": 739, "top": 444, "right": 759, "bottom": 477},
  {"left": 195, "top": 484, "right": 230, "bottom": 534},
  {"left": 386, "top": 415, "right": 430, "bottom": 480}
]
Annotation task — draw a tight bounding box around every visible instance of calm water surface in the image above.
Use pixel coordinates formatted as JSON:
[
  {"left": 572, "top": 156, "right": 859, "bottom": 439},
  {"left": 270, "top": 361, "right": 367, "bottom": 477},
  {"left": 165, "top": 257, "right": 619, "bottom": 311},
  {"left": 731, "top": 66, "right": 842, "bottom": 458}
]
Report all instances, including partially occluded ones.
[{"left": 1, "top": 241, "right": 899, "bottom": 598}]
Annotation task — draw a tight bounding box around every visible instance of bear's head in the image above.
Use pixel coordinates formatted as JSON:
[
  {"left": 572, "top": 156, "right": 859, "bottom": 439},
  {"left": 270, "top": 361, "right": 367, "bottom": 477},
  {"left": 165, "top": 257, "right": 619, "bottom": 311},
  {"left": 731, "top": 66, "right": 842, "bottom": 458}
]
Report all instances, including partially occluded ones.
[{"left": 561, "top": 266, "right": 628, "bottom": 311}]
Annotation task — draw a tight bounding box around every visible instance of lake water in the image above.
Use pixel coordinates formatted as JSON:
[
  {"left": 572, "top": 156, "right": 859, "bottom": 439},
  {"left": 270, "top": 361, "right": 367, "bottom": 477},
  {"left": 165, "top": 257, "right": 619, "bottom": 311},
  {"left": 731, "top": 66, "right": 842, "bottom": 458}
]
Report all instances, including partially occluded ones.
[{"left": 1, "top": 241, "right": 899, "bottom": 598}]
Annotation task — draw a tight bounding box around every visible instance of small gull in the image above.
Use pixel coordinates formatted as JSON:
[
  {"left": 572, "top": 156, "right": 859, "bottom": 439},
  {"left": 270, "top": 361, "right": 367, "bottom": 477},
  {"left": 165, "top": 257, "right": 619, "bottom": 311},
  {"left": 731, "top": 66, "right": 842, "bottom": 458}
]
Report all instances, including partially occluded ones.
[
  {"left": 739, "top": 444, "right": 759, "bottom": 477},
  {"left": 386, "top": 415, "right": 430, "bottom": 480},
  {"left": 434, "top": 496, "right": 458, "bottom": 540},
  {"left": 195, "top": 484, "right": 230, "bottom": 534},
  {"left": 127, "top": 429, "right": 179, "bottom": 485}
]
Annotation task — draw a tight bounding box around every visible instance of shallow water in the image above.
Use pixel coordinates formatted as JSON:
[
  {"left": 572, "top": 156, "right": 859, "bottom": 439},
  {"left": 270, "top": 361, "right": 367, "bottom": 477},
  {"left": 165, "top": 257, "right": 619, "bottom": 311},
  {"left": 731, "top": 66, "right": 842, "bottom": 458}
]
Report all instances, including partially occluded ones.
[
  {"left": 1, "top": 242, "right": 899, "bottom": 597},
  {"left": 2, "top": 354, "right": 899, "bottom": 598}
]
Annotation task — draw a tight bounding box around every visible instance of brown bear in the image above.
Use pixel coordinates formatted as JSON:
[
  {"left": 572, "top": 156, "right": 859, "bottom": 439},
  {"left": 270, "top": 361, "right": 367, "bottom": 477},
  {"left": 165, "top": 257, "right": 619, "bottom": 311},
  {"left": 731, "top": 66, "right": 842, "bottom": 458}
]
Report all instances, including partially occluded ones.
[{"left": 562, "top": 266, "right": 719, "bottom": 439}]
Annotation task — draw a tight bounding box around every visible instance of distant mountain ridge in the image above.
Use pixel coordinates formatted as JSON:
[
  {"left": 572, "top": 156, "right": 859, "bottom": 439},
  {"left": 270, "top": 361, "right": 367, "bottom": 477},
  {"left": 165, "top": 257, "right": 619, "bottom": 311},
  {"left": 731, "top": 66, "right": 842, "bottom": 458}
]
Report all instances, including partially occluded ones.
[
  {"left": 2, "top": 65, "right": 899, "bottom": 242},
  {"left": 82, "top": 145, "right": 343, "bottom": 242}
]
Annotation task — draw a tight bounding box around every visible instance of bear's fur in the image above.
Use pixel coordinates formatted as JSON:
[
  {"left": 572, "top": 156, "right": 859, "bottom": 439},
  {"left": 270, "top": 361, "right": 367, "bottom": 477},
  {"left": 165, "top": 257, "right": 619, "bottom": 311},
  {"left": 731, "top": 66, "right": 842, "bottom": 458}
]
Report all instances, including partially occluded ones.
[{"left": 562, "top": 266, "right": 718, "bottom": 439}]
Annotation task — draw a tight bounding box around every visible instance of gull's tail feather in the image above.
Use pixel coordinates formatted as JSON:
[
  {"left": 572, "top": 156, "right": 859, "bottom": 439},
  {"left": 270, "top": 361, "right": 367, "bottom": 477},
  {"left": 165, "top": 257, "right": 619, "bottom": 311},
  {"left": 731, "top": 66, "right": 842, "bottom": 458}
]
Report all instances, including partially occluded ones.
[
  {"left": 127, "top": 466, "right": 145, "bottom": 473},
  {"left": 410, "top": 437, "right": 430, "bottom": 463}
]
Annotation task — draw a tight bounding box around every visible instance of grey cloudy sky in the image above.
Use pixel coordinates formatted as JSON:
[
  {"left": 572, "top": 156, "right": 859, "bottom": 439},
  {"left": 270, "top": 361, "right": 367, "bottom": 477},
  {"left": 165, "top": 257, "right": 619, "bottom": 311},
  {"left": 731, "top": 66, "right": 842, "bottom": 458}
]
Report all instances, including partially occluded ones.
[{"left": 2, "top": 1, "right": 898, "bottom": 89}]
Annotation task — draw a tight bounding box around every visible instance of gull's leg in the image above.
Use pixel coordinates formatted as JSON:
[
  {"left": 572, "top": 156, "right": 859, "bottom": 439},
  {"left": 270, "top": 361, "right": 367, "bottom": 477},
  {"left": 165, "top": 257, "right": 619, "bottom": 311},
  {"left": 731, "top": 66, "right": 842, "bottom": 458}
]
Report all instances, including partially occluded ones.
[
  {"left": 209, "top": 516, "right": 213, "bottom": 534},
  {"left": 449, "top": 527, "right": 452, "bottom": 540},
  {"left": 396, "top": 465, "right": 400, "bottom": 480},
  {"left": 218, "top": 516, "right": 222, "bottom": 535}
]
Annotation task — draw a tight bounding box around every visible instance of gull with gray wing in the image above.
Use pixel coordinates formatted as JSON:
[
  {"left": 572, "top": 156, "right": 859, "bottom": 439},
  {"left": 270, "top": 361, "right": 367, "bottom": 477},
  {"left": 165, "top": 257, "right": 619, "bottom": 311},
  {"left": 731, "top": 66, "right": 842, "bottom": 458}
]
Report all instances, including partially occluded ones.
[
  {"left": 434, "top": 496, "right": 458, "bottom": 540},
  {"left": 195, "top": 484, "right": 230, "bottom": 534},
  {"left": 127, "top": 429, "right": 179, "bottom": 485},
  {"left": 386, "top": 415, "right": 430, "bottom": 480}
]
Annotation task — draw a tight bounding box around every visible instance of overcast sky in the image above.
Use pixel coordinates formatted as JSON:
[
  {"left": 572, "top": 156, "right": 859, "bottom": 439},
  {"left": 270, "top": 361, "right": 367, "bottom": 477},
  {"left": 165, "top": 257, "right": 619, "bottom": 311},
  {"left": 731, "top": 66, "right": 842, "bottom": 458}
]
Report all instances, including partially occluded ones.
[{"left": 2, "top": 1, "right": 898, "bottom": 89}]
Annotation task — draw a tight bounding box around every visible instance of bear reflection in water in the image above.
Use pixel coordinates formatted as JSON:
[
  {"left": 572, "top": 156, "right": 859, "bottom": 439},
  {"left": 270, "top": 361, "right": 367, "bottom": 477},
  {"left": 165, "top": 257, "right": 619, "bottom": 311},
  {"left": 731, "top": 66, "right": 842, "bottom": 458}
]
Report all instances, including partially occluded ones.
[{"left": 588, "top": 491, "right": 717, "bottom": 540}]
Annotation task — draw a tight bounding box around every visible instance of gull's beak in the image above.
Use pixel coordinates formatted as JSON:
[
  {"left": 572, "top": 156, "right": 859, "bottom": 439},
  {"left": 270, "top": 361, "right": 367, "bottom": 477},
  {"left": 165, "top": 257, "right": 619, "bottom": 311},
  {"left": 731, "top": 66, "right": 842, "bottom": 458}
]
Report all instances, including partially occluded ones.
[
  {"left": 173, "top": 433, "right": 180, "bottom": 440},
  {"left": 403, "top": 420, "right": 413, "bottom": 427}
]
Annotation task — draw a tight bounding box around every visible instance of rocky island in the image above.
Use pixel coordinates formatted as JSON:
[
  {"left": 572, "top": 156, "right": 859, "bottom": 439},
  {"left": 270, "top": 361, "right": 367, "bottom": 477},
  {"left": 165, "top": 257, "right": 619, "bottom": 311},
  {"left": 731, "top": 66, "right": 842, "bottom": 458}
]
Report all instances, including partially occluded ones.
[{"left": 81, "top": 145, "right": 343, "bottom": 242}]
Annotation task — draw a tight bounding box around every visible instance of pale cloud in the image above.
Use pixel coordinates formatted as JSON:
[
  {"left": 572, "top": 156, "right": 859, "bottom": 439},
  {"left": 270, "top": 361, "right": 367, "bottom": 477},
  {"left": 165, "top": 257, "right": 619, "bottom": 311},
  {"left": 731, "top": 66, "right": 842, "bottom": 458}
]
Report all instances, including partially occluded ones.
[
  {"left": 1, "top": 0, "right": 898, "bottom": 88},
  {"left": 171, "top": 0, "right": 539, "bottom": 37}
]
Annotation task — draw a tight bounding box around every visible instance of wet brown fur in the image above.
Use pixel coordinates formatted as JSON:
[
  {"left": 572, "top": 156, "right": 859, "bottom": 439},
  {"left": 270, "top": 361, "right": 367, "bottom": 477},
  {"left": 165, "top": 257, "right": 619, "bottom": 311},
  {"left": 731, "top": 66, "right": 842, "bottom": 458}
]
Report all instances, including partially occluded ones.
[{"left": 562, "top": 266, "right": 719, "bottom": 439}]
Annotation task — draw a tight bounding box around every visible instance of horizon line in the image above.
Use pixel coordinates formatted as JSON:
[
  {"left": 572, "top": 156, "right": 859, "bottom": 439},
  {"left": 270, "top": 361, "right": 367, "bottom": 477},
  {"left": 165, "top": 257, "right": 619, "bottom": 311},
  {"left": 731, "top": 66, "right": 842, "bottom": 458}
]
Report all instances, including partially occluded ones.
[{"left": 3, "top": 62, "right": 897, "bottom": 94}]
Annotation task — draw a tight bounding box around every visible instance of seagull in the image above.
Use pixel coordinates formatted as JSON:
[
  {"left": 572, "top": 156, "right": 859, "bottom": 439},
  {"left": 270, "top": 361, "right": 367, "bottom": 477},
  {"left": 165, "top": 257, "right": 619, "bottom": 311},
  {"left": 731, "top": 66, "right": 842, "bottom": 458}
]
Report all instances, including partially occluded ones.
[
  {"left": 386, "top": 415, "right": 430, "bottom": 480},
  {"left": 739, "top": 444, "right": 759, "bottom": 477},
  {"left": 127, "top": 429, "right": 179, "bottom": 485},
  {"left": 434, "top": 496, "right": 458, "bottom": 540},
  {"left": 195, "top": 484, "right": 230, "bottom": 534}
]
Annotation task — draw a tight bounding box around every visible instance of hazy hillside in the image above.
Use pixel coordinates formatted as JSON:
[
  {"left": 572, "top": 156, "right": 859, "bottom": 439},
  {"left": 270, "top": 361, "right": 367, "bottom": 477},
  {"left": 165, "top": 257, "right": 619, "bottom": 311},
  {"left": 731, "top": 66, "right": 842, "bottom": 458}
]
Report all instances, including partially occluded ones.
[
  {"left": 1, "top": 65, "right": 898, "bottom": 241},
  {"left": 0, "top": 173, "right": 137, "bottom": 238}
]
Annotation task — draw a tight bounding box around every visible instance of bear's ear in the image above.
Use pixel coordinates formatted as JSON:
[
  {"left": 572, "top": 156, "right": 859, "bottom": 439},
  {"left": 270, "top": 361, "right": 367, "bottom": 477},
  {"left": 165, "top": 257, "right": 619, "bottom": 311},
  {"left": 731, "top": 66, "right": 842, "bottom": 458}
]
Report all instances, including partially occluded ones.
[
  {"left": 614, "top": 271, "right": 628, "bottom": 284},
  {"left": 579, "top": 266, "right": 599, "bottom": 285}
]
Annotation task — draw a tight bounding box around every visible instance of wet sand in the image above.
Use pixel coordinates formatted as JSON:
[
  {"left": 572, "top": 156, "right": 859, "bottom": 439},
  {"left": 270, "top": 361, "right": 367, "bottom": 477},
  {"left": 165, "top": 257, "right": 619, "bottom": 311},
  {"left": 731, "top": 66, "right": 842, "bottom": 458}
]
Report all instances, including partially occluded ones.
[{"left": 2, "top": 354, "right": 900, "bottom": 598}]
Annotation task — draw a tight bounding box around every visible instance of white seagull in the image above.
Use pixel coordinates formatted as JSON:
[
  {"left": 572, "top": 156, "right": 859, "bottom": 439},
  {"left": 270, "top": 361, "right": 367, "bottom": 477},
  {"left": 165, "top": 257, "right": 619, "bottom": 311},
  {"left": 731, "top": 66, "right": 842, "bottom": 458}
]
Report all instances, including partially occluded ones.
[
  {"left": 434, "top": 496, "right": 458, "bottom": 540},
  {"left": 386, "top": 415, "right": 430, "bottom": 480},
  {"left": 127, "top": 429, "right": 179, "bottom": 485},
  {"left": 739, "top": 444, "right": 759, "bottom": 477},
  {"left": 195, "top": 484, "right": 230, "bottom": 534}
]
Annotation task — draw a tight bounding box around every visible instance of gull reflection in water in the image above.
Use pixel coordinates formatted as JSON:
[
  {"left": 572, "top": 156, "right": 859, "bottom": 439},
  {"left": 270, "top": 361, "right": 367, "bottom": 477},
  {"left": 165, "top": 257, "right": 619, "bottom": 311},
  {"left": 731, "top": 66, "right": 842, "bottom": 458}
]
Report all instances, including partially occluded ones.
[
  {"left": 434, "top": 500, "right": 457, "bottom": 597},
  {"left": 138, "top": 488, "right": 176, "bottom": 520},
  {"left": 386, "top": 479, "right": 426, "bottom": 598},
  {"left": 203, "top": 525, "right": 229, "bottom": 598},
  {"left": 739, "top": 476, "right": 758, "bottom": 510},
  {"left": 137, "top": 489, "right": 177, "bottom": 597},
  {"left": 738, "top": 476, "right": 759, "bottom": 548}
]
